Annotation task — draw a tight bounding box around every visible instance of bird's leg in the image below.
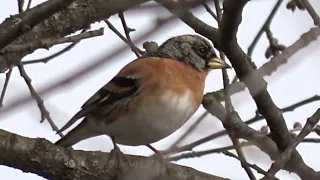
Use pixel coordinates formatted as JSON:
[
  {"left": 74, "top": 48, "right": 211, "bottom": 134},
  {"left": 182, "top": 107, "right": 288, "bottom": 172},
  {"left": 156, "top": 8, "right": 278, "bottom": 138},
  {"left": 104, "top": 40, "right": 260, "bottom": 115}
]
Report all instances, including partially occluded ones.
[
  {"left": 146, "top": 144, "right": 166, "bottom": 164},
  {"left": 111, "top": 136, "right": 122, "bottom": 152},
  {"left": 108, "top": 136, "right": 128, "bottom": 166}
]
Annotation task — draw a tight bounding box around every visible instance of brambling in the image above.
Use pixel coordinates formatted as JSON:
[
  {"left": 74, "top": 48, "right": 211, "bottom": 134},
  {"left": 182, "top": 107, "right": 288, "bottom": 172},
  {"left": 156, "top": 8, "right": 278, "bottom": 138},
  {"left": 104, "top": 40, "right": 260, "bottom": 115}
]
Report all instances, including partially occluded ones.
[{"left": 55, "top": 34, "right": 231, "bottom": 160}]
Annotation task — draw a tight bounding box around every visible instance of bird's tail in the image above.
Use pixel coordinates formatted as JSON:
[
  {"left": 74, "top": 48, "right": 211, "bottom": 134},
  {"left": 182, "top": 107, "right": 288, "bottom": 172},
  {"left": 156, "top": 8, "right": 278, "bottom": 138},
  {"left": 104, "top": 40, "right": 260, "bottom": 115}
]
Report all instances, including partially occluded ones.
[{"left": 55, "top": 118, "right": 98, "bottom": 148}]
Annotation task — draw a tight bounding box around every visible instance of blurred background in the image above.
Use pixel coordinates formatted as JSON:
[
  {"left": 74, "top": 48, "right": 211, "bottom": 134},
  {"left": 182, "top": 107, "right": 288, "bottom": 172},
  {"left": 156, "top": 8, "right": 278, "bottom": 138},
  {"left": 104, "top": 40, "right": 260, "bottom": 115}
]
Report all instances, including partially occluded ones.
[{"left": 0, "top": 0, "right": 320, "bottom": 179}]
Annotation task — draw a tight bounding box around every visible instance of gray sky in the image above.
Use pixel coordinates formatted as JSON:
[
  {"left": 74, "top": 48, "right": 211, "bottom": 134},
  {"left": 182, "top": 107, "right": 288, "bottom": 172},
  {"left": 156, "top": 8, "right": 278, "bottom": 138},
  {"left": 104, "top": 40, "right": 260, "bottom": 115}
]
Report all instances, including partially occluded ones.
[{"left": 0, "top": 0, "right": 320, "bottom": 179}]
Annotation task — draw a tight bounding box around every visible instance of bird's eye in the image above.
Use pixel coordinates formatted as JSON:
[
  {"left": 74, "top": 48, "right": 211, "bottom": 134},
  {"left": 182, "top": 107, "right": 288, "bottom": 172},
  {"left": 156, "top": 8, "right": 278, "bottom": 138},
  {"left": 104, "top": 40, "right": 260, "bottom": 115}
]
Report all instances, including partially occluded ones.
[{"left": 197, "top": 46, "right": 208, "bottom": 56}]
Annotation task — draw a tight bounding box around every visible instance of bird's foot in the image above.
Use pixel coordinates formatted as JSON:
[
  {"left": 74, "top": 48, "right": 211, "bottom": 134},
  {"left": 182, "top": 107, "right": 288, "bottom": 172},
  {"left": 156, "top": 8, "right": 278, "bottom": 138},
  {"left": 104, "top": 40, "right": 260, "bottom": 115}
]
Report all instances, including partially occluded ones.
[
  {"left": 146, "top": 144, "right": 168, "bottom": 167},
  {"left": 109, "top": 146, "right": 129, "bottom": 167},
  {"left": 108, "top": 136, "right": 129, "bottom": 167}
]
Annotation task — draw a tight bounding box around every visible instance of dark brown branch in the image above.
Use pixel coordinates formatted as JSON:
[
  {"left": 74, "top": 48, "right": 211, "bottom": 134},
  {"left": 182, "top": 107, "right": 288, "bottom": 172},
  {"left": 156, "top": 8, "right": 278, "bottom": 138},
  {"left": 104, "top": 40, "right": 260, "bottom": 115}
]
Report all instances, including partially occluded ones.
[
  {"left": 202, "top": 94, "right": 320, "bottom": 179},
  {"left": 170, "top": 137, "right": 320, "bottom": 162},
  {"left": 22, "top": 28, "right": 90, "bottom": 65},
  {"left": 166, "top": 93, "right": 319, "bottom": 154},
  {"left": 164, "top": 128, "right": 226, "bottom": 155},
  {"left": 264, "top": 27, "right": 286, "bottom": 59},
  {"left": 105, "top": 19, "right": 144, "bottom": 56},
  {"left": 1, "top": 28, "right": 104, "bottom": 54},
  {"left": 118, "top": 12, "right": 142, "bottom": 57},
  {"left": 0, "top": 0, "right": 77, "bottom": 50},
  {"left": 215, "top": 1, "right": 255, "bottom": 179},
  {"left": 168, "top": 142, "right": 250, "bottom": 161},
  {"left": 245, "top": 95, "right": 320, "bottom": 125},
  {"left": 262, "top": 109, "right": 320, "bottom": 179},
  {"left": 26, "top": 0, "right": 32, "bottom": 10},
  {"left": 157, "top": 1, "right": 317, "bottom": 155},
  {"left": 301, "top": 0, "right": 320, "bottom": 27},
  {"left": 220, "top": 0, "right": 291, "bottom": 151},
  {"left": 17, "top": 63, "right": 63, "bottom": 137},
  {"left": 302, "top": 138, "right": 320, "bottom": 143},
  {"left": 155, "top": 0, "right": 220, "bottom": 45},
  {"left": 221, "top": 26, "right": 320, "bottom": 99},
  {"left": 218, "top": 27, "right": 320, "bottom": 100},
  {"left": 223, "top": 151, "right": 278, "bottom": 180},
  {"left": 0, "top": 67, "right": 13, "bottom": 107},
  {"left": 166, "top": 92, "right": 319, "bottom": 157},
  {"left": 0, "top": 129, "right": 226, "bottom": 180},
  {"left": 18, "top": 0, "right": 24, "bottom": 13},
  {"left": 247, "top": 0, "right": 283, "bottom": 57},
  {"left": 0, "top": 0, "right": 150, "bottom": 73},
  {"left": 164, "top": 111, "right": 209, "bottom": 155},
  {"left": 23, "top": 41, "right": 79, "bottom": 65},
  {"left": 203, "top": 4, "right": 217, "bottom": 21}
]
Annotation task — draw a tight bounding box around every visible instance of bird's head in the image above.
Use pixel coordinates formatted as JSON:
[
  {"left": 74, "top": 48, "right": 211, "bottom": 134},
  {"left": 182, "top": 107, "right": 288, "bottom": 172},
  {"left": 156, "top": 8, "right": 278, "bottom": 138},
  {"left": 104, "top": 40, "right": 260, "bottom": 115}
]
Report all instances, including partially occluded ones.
[{"left": 153, "top": 34, "right": 231, "bottom": 71}]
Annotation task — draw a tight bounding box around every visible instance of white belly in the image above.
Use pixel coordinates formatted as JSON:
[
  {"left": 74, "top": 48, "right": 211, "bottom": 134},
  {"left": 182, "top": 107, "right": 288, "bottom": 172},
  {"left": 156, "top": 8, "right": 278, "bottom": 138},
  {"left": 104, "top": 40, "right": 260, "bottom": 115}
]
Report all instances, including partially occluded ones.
[{"left": 103, "top": 89, "right": 197, "bottom": 146}]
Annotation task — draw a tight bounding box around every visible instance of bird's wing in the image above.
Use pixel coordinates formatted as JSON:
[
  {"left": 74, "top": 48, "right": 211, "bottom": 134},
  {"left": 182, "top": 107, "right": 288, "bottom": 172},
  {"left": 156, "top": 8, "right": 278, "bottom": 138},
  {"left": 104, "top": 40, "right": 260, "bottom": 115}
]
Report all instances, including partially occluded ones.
[{"left": 57, "top": 60, "right": 143, "bottom": 134}]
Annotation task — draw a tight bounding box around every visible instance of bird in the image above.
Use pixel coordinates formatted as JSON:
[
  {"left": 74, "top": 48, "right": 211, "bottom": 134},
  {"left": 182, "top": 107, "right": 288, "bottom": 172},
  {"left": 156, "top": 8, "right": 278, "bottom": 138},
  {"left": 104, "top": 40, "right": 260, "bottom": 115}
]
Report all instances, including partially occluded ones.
[{"left": 54, "top": 34, "right": 231, "bottom": 160}]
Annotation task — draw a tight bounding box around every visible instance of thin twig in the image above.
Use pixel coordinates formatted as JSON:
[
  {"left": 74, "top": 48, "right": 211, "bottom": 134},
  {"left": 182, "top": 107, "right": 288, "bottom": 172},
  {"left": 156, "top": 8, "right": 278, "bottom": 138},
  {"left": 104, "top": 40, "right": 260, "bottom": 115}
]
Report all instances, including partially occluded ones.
[
  {"left": 164, "top": 111, "right": 209, "bottom": 155},
  {"left": 23, "top": 28, "right": 90, "bottom": 65},
  {"left": 247, "top": 0, "right": 283, "bottom": 57},
  {"left": 170, "top": 135, "right": 320, "bottom": 161},
  {"left": 17, "top": 63, "right": 64, "bottom": 137},
  {"left": 164, "top": 129, "right": 226, "bottom": 156},
  {"left": 118, "top": 12, "right": 142, "bottom": 57},
  {"left": 224, "top": 151, "right": 279, "bottom": 180},
  {"left": 302, "top": 138, "right": 320, "bottom": 143},
  {"left": 301, "top": 0, "right": 320, "bottom": 27},
  {"left": 168, "top": 142, "right": 249, "bottom": 161},
  {"left": 104, "top": 19, "right": 144, "bottom": 55},
  {"left": 231, "top": 0, "right": 283, "bottom": 83},
  {"left": 262, "top": 109, "right": 320, "bottom": 179},
  {"left": 1, "top": 28, "right": 104, "bottom": 54},
  {"left": 226, "top": 27, "right": 320, "bottom": 95},
  {"left": 223, "top": 151, "right": 279, "bottom": 179},
  {"left": 26, "top": 0, "right": 32, "bottom": 10},
  {"left": 264, "top": 25, "right": 287, "bottom": 59},
  {"left": 18, "top": 0, "right": 24, "bottom": 12},
  {"left": 0, "top": 67, "right": 13, "bottom": 107},
  {"left": 203, "top": 4, "right": 217, "bottom": 21},
  {"left": 165, "top": 94, "right": 320, "bottom": 156},
  {"left": 246, "top": 95, "right": 320, "bottom": 124},
  {"left": 23, "top": 42, "right": 79, "bottom": 65}
]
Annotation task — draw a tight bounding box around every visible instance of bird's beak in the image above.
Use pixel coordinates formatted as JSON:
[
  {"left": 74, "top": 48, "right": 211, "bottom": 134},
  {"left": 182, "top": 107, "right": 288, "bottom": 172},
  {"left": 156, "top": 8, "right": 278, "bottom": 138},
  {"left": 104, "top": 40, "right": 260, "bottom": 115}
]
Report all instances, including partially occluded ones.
[{"left": 207, "top": 57, "right": 232, "bottom": 69}]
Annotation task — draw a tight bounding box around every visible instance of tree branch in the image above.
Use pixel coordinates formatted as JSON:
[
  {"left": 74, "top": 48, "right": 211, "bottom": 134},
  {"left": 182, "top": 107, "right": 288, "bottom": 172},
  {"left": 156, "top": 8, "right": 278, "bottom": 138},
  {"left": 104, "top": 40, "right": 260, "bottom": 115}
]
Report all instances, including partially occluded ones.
[
  {"left": 0, "top": 66, "right": 13, "bottom": 107},
  {"left": 22, "top": 27, "right": 90, "bottom": 65},
  {"left": 223, "top": 151, "right": 278, "bottom": 180},
  {"left": 214, "top": 1, "right": 255, "bottom": 179},
  {"left": 17, "top": 63, "right": 63, "bottom": 137},
  {"left": 155, "top": 0, "right": 220, "bottom": 45},
  {"left": 301, "top": 0, "right": 320, "bottom": 27},
  {"left": 219, "top": 0, "right": 292, "bottom": 151},
  {"left": 0, "top": 129, "right": 226, "bottom": 180},
  {"left": 0, "top": 0, "right": 77, "bottom": 50},
  {"left": 262, "top": 109, "right": 320, "bottom": 179},
  {"left": 216, "top": 27, "right": 320, "bottom": 100},
  {"left": 247, "top": 0, "right": 283, "bottom": 57},
  {"left": 1, "top": 28, "right": 104, "bottom": 54},
  {"left": 0, "top": 0, "right": 150, "bottom": 73},
  {"left": 202, "top": 94, "right": 320, "bottom": 179},
  {"left": 118, "top": 12, "right": 142, "bottom": 57}
]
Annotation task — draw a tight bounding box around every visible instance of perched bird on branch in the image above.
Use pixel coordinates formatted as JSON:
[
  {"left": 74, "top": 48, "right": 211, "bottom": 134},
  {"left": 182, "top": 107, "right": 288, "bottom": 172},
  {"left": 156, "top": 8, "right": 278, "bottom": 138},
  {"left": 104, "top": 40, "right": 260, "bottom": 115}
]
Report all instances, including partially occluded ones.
[{"left": 55, "top": 34, "right": 231, "bottom": 160}]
